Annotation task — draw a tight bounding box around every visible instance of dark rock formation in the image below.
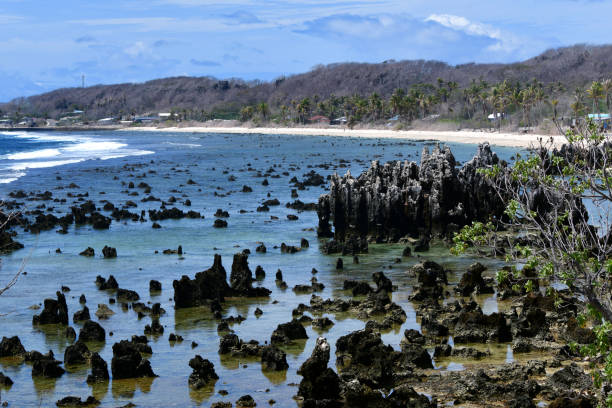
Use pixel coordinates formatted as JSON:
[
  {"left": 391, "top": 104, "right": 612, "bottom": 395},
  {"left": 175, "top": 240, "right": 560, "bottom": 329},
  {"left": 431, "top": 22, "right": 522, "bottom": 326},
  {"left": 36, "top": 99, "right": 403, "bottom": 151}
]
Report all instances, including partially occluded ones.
[
  {"left": 271, "top": 320, "right": 308, "bottom": 344},
  {"left": 111, "top": 340, "right": 157, "bottom": 379},
  {"left": 86, "top": 352, "right": 109, "bottom": 383},
  {"left": 456, "top": 262, "right": 494, "bottom": 296},
  {"left": 116, "top": 288, "right": 140, "bottom": 302},
  {"left": 261, "top": 345, "right": 289, "bottom": 371},
  {"left": 173, "top": 253, "right": 270, "bottom": 309},
  {"left": 454, "top": 308, "right": 511, "bottom": 343},
  {"left": 173, "top": 254, "right": 232, "bottom": 308},
  {"left": 96, "top": 275, "right": 118, "bottom": 290},
  {"left": 73, "top": 306, "right": 90, "bottom": 323},
  {"left": 33, "top": 291, "right": 69, "bottom": 325},
  {"left": 213, "top": 219, "right": 228, "bottom": 228},
  {"left": 79, "top": 247, "right": 95, "bottom": 256},
  {"left": 102, "top": 246, "right": 117, "bottom": 258},
  {"left": 0, "top": 371, "right": 13, "bottom": 386},
  {"left": 32, "top": 356, "right": 65, "bottom": 378},
  {"left": 317, "top": 143, "right": 505, "bottom": 249},
  {"left": 344, "top": 280, "right": 373, "bottom": 296},
  {"left": 78, "top": 320, "right": 106, "bottom": 342},
  {"left": 0, "top": 336, "right": 26, "bottom": 357},
  {"left": 55, "top": 396, "right": 100, "bottom": 407},
  {"left": 297, "top": 337, "right": 341, "bottom": 405},
  {"left": 63, "top": 341, "right": 91, "bottom": 366},
  {"left": 372, "top": 271, "right": 393, "bottom": 293},
  {"left": 548, "top": 397, "right": 593, "bottom": 408},
  {"left": 229, "top": 253, "right": 271, "bottom": 297},
  {"left": 218, "top": 334, "right": 264, "bottom": 357},
  {"left": 236, "top": 395, "right": 256, "bottom": 407},
  {"left": 149, "top": 280, "right": 162, "bottom": 292},
  {"left": 188, "top": 355, "right": 219, "bottom": 389},
  {"left": 335, "top": 328, "right": 396, "bottom": 388}
]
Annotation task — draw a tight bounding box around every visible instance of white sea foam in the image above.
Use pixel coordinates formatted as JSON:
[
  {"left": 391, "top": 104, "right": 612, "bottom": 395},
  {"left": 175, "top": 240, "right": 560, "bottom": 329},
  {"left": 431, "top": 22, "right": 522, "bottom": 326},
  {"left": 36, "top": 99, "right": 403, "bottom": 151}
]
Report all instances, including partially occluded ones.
[
  {"left": 100, "top": 150, "right": 154, "bottom": 160},
  {"left": 64, "top": 141, "right": 127, "bottom": 152},
  {"left": 0, "top": 171, "right": 26, "bottom": 184},
  {"left": 163, "top": 142, "right": 202, "bottom": 148},
  {"left": 0, "top": 131, "right": 156, "bottom": 184},
  {"left": 2, "top": 131, "right": 83, "bottom": 143},
  {"left": 5, "top": 148, "right": 61, "bottom": 160},
  {"left": 9, "top": 159, "right": 85, "bottom": 171}
]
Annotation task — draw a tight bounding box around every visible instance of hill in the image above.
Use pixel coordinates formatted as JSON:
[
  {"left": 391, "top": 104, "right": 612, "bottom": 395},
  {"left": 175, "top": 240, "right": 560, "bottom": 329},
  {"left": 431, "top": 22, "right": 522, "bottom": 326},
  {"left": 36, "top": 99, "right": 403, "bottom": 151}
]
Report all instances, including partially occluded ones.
[{"left": 2, "top": 44, "right": 612, "bottom": 120}]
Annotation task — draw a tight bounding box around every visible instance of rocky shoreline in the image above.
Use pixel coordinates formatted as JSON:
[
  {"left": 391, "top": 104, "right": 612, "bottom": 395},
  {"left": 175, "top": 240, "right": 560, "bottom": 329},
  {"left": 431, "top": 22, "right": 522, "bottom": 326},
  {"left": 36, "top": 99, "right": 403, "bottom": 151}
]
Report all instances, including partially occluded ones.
[{"left": 0, "top": 138, "right": 599, "bottom": 407}]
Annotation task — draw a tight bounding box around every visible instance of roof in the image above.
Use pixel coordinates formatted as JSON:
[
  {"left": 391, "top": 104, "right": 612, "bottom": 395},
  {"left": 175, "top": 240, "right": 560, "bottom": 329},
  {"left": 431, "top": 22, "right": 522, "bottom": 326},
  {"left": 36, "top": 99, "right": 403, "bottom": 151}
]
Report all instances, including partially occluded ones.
[
  {"left": 588, "top": 113, "right": 611, "bottom": 120},
  {"left": 310, "top": 115, "right": 330, "bottom": 121}
]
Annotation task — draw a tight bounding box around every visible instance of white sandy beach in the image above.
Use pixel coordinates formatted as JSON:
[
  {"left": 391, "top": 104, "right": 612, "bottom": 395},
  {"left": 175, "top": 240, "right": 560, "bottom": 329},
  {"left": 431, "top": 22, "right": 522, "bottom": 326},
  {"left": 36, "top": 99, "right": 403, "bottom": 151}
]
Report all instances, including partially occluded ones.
[{"left": 122, "top": 126, "right": 566, "bottom": 148}]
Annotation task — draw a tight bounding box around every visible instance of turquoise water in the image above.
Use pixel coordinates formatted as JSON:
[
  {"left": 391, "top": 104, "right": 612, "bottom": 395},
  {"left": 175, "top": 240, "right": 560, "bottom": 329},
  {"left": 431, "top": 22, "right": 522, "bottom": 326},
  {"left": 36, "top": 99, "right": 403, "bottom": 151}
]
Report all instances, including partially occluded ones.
[{"left": 0, "top": 131, "right": 522, "bottom": 407}]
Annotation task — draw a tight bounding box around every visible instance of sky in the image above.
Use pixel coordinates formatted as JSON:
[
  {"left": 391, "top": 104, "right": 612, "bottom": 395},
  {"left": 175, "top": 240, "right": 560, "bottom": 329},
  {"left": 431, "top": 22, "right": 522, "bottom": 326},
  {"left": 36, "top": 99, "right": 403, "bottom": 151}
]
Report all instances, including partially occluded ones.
[{"left": 0, "top": 0, "right": 611, "bottom": 102}]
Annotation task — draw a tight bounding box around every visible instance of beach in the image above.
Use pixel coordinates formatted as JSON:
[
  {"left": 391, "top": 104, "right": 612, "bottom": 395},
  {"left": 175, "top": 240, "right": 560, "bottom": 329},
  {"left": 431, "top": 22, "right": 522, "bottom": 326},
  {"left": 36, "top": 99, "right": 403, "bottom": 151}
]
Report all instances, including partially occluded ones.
[{"left": 122, "top": 126, "right": 566, "bottom": 148}]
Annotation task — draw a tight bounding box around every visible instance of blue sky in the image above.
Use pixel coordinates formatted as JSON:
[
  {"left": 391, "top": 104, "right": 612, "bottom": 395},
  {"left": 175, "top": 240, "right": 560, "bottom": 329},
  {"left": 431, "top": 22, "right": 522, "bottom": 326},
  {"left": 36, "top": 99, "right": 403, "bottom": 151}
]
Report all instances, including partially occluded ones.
[{"left": 0, "top": 0, "right": 610, "bottom": 102}]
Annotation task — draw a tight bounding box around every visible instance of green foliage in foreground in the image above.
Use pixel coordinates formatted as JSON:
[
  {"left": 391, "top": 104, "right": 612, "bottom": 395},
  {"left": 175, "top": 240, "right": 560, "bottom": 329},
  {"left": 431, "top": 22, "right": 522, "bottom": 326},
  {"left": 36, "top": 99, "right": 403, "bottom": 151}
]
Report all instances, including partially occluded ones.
[{"left": 452, "top": 120, "right": 612, "bottom": 405}]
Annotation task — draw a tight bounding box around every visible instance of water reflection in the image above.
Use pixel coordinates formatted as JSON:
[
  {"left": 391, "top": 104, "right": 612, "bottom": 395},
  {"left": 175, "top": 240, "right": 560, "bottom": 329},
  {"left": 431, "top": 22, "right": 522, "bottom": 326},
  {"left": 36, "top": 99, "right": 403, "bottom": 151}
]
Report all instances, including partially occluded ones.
[
  {"left": 188, "top": 380, "right": 216, "bottom": 405},
  {"left": 89, "top": 379, "right": 109, "bottom": 403},
  {"left": 32, "top": 375, "right": 57, "bottom": 400},
  {"left": 111, "top": 377, "right": 155, "bottom": 399},
  {"left": 261, "top": 367, "right": 287, "bottom": 384}
]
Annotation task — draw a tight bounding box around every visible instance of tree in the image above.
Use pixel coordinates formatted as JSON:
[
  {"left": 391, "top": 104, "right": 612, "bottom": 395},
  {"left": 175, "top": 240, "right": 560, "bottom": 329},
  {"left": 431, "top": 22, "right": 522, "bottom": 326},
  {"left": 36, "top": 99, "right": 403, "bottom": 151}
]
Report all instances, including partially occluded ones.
[
  {"left": 587, "top": 81, "right": 604, "bottom": 115},
  {"left": 257, "top": 102, "right": 270, "bottom": 121},
  {"left": 296, "top": 98, "right": 311, "bottom": 124},
  {"left": 453, "top": 121, "right": 612, "bottom": 404},
  {"left": 390, "top": 88, "right": 405, "bottom": 116},
  {"left": 239, "top": 106, "right": 254, "bottom": 122},
  {"left": 602, "top": 78, "right": 612, "bottom": 112}
]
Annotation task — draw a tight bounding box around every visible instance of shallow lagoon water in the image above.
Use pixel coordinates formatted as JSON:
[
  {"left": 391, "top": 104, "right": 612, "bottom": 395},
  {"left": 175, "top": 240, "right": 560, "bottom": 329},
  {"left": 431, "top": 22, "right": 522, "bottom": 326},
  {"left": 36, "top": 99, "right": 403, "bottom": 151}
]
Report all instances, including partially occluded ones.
[{"left": 0, "top": 130, "right": 525, "bottom": 407}]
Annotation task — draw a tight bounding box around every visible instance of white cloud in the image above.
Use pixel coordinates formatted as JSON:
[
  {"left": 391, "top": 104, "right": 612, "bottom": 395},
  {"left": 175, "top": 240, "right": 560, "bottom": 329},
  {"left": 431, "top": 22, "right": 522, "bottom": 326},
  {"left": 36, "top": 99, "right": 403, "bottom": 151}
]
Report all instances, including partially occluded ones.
[{"left": 425, "top": 13, "right": 521, "bottom": 54}]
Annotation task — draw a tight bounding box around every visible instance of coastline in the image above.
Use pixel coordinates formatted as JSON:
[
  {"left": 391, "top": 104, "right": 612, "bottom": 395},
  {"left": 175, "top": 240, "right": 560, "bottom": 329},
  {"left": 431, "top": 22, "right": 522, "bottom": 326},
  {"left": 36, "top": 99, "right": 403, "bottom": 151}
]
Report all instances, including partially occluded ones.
[{"left": 120, "top": 126, "right": 566, "bottom": 148}]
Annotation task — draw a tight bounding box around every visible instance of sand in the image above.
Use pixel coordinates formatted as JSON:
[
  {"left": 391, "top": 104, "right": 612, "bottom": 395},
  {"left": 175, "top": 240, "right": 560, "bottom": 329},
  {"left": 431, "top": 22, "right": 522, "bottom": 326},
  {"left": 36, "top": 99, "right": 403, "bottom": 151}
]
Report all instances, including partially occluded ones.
[{"left": 121, "top": 126, "right": 566, "bottom": 148}]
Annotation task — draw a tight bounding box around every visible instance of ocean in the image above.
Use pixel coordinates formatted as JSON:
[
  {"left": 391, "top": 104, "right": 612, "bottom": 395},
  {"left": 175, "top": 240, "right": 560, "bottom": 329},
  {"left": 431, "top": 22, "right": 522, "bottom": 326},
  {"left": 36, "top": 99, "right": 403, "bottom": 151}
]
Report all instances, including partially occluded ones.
[{"left": 0, "top": 130, "right": 524, "bottom": 407}]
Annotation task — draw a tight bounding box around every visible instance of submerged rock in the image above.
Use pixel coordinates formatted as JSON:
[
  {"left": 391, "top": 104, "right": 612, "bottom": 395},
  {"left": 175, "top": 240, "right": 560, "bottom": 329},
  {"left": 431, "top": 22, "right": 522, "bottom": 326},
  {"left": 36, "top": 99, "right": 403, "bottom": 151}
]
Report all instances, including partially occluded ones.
[
  {"left": 271, "top": 320, "right": 308, "bottom": 345},
  {"left": 111, "top": 340, "right": 157, "bottom": 379},
  {"left": 188, "top": 355, "right": 219, "bottom": 389},
  {"left": 102, "top": 246, "right": 117, "bottom": 258},
  {"left": 86, "top": 352, "right": 109, "bottom": 383},
  {"left": 63, "top": 341, "right": 91, "bottom": 366},
  {"left": 261, "top": 345, "right": 288, "bottom": 371},
  {"left": 78, "top": 320, "right": 106, "bottom": 342},
  {"left": 55, "top": 396, "right": 100, "bottom": 407},
  {"left": 32, "top": 356, "right": 65, "bottom": 378},
  {"left": 0, "top": 371, "right": 13, "bottom": 386},
  {"left": 173, "top": 254, "right": 232, "bottom": 308},
  {"left": 0, "top": 336, "right": 26, "bottom": 357},
  {"left": 229, "top": 253, "right": 271, "bottom": 297},
  {"left": 33, "top": 291, "right": 69, "bottom": 325}
]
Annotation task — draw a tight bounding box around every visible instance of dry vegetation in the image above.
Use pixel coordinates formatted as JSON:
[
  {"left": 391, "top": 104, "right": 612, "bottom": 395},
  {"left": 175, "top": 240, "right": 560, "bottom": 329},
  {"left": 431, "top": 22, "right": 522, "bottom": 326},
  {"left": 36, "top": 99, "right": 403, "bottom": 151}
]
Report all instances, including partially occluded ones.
[{"left": 2, "top": 44, "right": 612, "bottom": 129}]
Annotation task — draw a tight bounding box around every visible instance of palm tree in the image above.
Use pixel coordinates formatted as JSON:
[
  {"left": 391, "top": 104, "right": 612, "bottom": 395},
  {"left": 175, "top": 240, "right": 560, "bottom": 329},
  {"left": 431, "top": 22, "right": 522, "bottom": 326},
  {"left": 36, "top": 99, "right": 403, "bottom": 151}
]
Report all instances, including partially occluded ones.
[
  {"left": 586, "top": 81, "right": 603, "bottom": 115},
  {"left": 368, "top": 93, "right": 383, "bottom": 121},
  {"left": 602, "top": 78, "right": 612, "bottom": 112},
  {"left": 390, "top": 88, "right": 405, "bottom": 116},
  {"left": 296, "top": 98, "right": 311, "bottom": 124},
  {"left": 257, "top": 102, "right": 270, "bottom": 121},
  {"left": 549, "top": 99, "right": 559, "bottom": 121}
]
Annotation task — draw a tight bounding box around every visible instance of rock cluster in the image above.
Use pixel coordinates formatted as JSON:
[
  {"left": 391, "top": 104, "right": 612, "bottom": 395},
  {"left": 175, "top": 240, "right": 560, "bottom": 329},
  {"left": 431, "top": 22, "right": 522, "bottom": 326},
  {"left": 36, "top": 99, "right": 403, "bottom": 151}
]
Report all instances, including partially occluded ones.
[
  {"left": 317, "top": 143, "right": 505, "bottom": 252},
  {"left": 111, "top": 339, "right": 157, "bottom": 379},
  {"left": 32, "top": 291, "right": 69, "bottom": 325},
  {"left": 188, "top": 355, "right": 218, "bottom": 389},
  {"left": 173, "top": 253, "right": 270, "bottom": 308}
]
